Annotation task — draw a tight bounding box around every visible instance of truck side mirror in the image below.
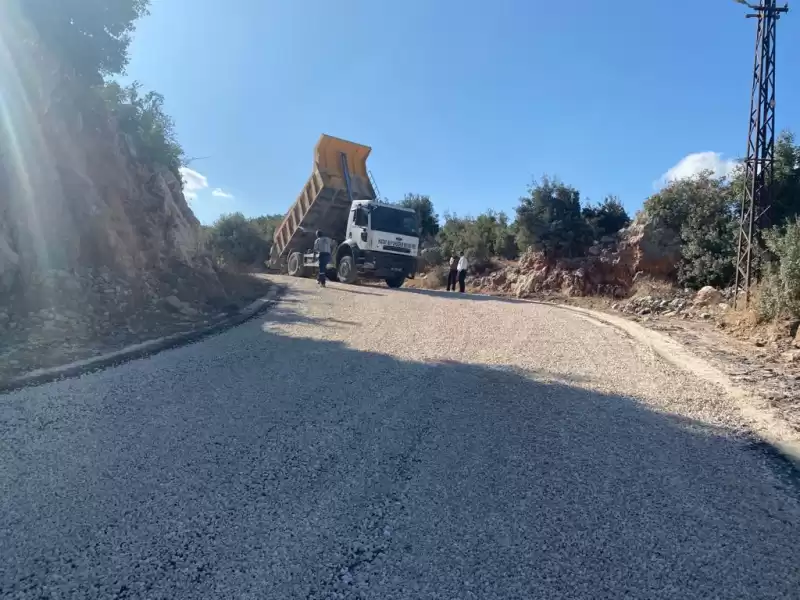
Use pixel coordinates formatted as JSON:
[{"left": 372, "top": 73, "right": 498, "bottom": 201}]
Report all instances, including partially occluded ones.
[{"left": 360, "top": 230, "right": 368, "bottom": 242}]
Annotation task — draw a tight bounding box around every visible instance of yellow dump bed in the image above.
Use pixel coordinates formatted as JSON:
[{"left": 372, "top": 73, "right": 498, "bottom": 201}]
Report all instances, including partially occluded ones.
[{"left": 269, "top": 135, "right": 376, "bottom": 265}]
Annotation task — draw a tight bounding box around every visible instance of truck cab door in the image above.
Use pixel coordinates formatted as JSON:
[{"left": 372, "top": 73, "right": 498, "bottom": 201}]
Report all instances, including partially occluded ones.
[{"left": 349, "top": 206, "right": 369, "bottom": 248}]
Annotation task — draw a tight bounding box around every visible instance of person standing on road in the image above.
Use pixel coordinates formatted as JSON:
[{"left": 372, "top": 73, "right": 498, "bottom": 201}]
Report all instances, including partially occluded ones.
[
  {"left": 457, "top": 252, "right": 469, "bottom": 293},
  {"left": 313, "top": 230, "right": 333, "bottom": 287},
  {"left": 446, "top": 254, "right": 459, "bottom": 291}
]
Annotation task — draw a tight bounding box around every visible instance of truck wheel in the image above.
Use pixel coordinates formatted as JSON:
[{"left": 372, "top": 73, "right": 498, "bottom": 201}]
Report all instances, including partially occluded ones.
[
  {"left": 326, "top": 270, "right": 339, "bottom": 283},
  {"left": 287, "top": 252, "right": 304, "bottom": 277},
  {"left": 337, "top": 256, "right": 358, "bottom": 284},
  {"left": 385, "top": 276, "right": 405, "bottom": 289}
]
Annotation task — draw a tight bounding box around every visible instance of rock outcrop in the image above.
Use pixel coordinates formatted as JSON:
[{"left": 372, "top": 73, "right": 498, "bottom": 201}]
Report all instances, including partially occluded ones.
[
  {"left": 0, "top": 37, "right": 222, "bottom": 316},
  {"left": 473, "top": 241, "right": 634, "bottom": 299},
  {"left": 0, "top": 33, "right": 267, "bottom": 379},
  {"left": 469, "top": 212, "right": 684, "bottom": 299},
  {"left": 617, "top": 214, "right": 682, "bottom": 280}
]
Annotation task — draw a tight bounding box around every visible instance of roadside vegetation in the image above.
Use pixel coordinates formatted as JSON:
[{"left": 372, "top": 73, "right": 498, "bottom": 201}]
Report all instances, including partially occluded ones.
[
  {"left": 203, "top": 214, "right": 283, "bottom": 268},
  {"left": 18, "top": 0, "right": 184, "bottom": 182}
]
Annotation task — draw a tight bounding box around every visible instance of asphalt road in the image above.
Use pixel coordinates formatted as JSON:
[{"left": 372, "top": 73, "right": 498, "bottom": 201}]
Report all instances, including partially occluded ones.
[{"left": 2, "top": 276, "right": 799, "bottom": 599}]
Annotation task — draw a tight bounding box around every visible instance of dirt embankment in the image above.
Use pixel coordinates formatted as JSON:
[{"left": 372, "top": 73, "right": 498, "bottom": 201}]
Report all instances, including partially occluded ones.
[{"left": 0, "top": 42, "right": 268, "bottom": 381}]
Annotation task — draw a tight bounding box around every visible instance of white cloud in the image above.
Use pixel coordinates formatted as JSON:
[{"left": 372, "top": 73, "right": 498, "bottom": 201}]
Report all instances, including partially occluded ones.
[
  {"left": 179, "top": 167, "right": 209, "bottom": 200},
  {"left": 211, "top": 188, "right": 234, "bottom": 199},
  {"left": 658, "top": 152, "right": 738, "bottom": 188}
]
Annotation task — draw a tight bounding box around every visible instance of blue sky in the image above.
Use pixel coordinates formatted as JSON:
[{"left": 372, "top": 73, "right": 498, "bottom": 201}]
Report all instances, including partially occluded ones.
[{"left": 126, "top": 0, "right": 800, "bottom": 225}]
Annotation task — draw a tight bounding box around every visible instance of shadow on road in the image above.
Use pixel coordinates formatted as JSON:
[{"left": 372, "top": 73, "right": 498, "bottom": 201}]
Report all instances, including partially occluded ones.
[
  {"left": 2, "top": 302, "right": 799, "bottom": 599},
  {"left": 395, "top": 286, "right": 532, "bottom": 304},
  {"left": 324, "top": 284, "right": 388, "bottom": 297}
]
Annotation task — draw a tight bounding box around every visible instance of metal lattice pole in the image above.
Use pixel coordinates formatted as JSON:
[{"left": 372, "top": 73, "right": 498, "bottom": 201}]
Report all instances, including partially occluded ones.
[{"left": 734, "top": 0, "right": 789, "bottom": 308}]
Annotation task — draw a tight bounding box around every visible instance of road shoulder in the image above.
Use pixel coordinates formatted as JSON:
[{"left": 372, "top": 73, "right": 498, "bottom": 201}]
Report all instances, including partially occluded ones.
[
  {"left": 544, "top": 300, "right": 800, "bottom": 471},
  {"left": 0, "top": 284, "right": 285, "bottom": 394}
]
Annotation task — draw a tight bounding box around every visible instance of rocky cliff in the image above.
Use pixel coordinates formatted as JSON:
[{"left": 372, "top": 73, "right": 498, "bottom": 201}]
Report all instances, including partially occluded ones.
[
  {"left": 0, "top": 37, "right": 223, "bottom": 311},
  {"left": 0, "top": 36, "right": 261, "bottom": 378}
]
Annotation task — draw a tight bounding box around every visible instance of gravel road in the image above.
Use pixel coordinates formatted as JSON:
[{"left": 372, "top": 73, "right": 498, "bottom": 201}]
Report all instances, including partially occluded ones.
[{"left": 2, "top": 275, "right": 799, "bottom": 599}]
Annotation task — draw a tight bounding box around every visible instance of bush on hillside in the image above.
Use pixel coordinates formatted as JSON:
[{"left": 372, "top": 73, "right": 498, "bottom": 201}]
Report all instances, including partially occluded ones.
[
  {"left": 515, "top": 176, "right": 593, "bottom": 259},
  {"left": 419, "top": 247, "right": 444, "bottom": 269},
  {"left": 248, "top": 214, "right": 284, "bottom": 241},
  {"left": 582, "top": 195, "right": 631, "bottom": 240},
  {"left": 205, "top": 213, "right": 272, "bottom": 267},
  {"left": 644, "top": 171, "right": 737, "bottom": 289},
  {"left": 99, "top": 81, "right": 184, "bottom": 182},
  {"left": 19, "top": 0, "right": 186, "bottom": 183},
  {"left": 399, "top": 194, "right": 439, "bottom": 244},
  {"left": 760, "top": 218, "right": 800, "bottom": 319},
  {"left": 730, "top": 132, "right": 800, "bottom": 230},
  {"left": 19, "top": 0, "right": 150, "bottom": 80},
  {"left": 437, "top": 210, "right": 517, "bottom": 268}
]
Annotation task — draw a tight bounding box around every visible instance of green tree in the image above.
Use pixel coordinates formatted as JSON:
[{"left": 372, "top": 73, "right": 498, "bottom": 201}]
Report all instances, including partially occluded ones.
[
  {"left": 729, "top": 131, "right": 799, "bottom": 229},
  {"left": 582, "top": 195, "right": 631, "bottom": 240},
  {"left": 205, "top": 213, "right": 272, "bottom": 267},
  {"left": 99, "top": 81, "right": 184, "bottom": 180},
  {"left": 436, "top": 210, "right": 517, "bottom": 267},
  {"left": 515, "top": 176, "right": 592, "bottom": 258},
  {"left": 644, "top": 171, "right": 737, "bottom": 289},
  {"left": 18, "top": 0, "right": 150, "bottom": 79},
  {"left": 249, "top": 215, "right": 285, "bottom": 241},
  {"left": 437, "top": 213, "right": 473, "bottom": 259},
  {"left": 761, "top": 218, "right": 800, "bottom": 319},
  {"left": 767, "top": 131, "right": 800, "bottom": 228},
  {"left": 399, "top": 194, "right": 439, "bottom": 243}
]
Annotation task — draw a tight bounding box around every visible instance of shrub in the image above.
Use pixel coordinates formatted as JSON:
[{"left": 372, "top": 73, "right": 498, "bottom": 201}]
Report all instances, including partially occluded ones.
[
  {"left": 419, "top": 247, "right": 443, "bottom": 269},
  {"left": 398, "top": 194, "right": 439, "bottom": 243},
  {"left": 760, "top": 218, "right": 800, "bottom": 318},
  {"left": 19, "top": 0, "right": 150, "bottom": 80},
  {"left": 437, "top": 210, "right": 517, "bottom": 264},
  {"left": 644, "top": 171, "right": 737, "bottom": 289},
  {"left": 515, "top": 176, "right": 592, "bottom": 258},
  {"left": 582, "top": 195, "right": 631, "bottom": 240},
  {"left": 98, "top": 81, "right": 184, "bottom": 182},
  {"left": 205, "top": 213, "right": 271, "bottom": 267}
]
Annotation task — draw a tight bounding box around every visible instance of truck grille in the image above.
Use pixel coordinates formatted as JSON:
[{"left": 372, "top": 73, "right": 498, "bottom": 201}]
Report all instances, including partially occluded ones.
[{"left": 383, "top": 246, "right": 412, "bottom": 254}]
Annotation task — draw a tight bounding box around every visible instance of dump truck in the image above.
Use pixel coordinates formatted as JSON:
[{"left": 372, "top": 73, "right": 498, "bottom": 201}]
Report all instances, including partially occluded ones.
[{"left": 268, "top": 135, "right": 420, "bottom": 288}]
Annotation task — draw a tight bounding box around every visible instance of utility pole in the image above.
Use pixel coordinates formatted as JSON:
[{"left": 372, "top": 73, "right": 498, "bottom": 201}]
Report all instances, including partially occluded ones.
[{"left": 734, "top": 0, "right": 789, "bottom": 308}]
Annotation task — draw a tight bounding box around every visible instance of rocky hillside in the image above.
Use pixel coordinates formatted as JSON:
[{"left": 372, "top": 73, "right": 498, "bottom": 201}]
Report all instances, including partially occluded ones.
[
  {"left": 1, "top": 73, "right": 224, "bottom": 300},
  {"left": 0, "top": 26, "right": 266, "bottom": 379},
  {"left": 469, "top": 213, "right": 681, "bottom": 299}
]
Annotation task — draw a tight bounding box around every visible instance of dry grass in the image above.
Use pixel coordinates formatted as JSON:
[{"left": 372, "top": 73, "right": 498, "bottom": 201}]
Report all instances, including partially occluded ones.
[
  {"left": 629, "top": 275, "right": 680, "bottom": 298},
  {"left": 407, "top": 266, "right": 448, "bottom": 290}
]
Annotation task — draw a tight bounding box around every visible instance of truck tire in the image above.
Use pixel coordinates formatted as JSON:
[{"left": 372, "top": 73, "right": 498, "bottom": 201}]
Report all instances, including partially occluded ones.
[
  {"left": 326, "top": 270, "right": 339, "bottom": 283},
  {"left": 385, "top": 276, "right": 404, "bottom": 289},
  {"left": 337, "top": 256, "right": 358, "bottom": 284},
  {"left": 287, "top": 252, "right": 305, "bottom": 277}
]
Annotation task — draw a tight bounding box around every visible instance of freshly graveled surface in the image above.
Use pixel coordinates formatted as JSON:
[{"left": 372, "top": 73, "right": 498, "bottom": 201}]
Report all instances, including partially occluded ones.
[{"left": 2, "top": 275, "right": 799, "bottom": 599}]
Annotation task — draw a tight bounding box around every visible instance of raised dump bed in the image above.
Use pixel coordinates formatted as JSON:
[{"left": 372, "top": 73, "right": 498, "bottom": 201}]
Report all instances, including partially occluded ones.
[{"left": 269, "top": 135, "right": 376, "bottom": 268}]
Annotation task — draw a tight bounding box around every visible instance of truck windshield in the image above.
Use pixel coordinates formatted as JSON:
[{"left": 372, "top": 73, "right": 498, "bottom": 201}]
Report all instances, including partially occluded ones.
[{"left": 370, "top": 206, "right": 419, "bottom": 237}]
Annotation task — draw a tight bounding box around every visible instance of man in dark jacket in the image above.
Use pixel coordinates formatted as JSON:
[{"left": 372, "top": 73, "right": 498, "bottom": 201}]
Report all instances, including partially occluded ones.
[{"left": 446, "top": 254, "right": 459, "bottom": 291}]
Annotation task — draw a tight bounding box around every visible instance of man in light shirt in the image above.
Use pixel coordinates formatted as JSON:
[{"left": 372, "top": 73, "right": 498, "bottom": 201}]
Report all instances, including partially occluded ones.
[
  {"left": 457, "top": 252, "right": 469, "bottom": 293},
  {"left": 313, "top": 230, "right": 333, "bottom": 287}
]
